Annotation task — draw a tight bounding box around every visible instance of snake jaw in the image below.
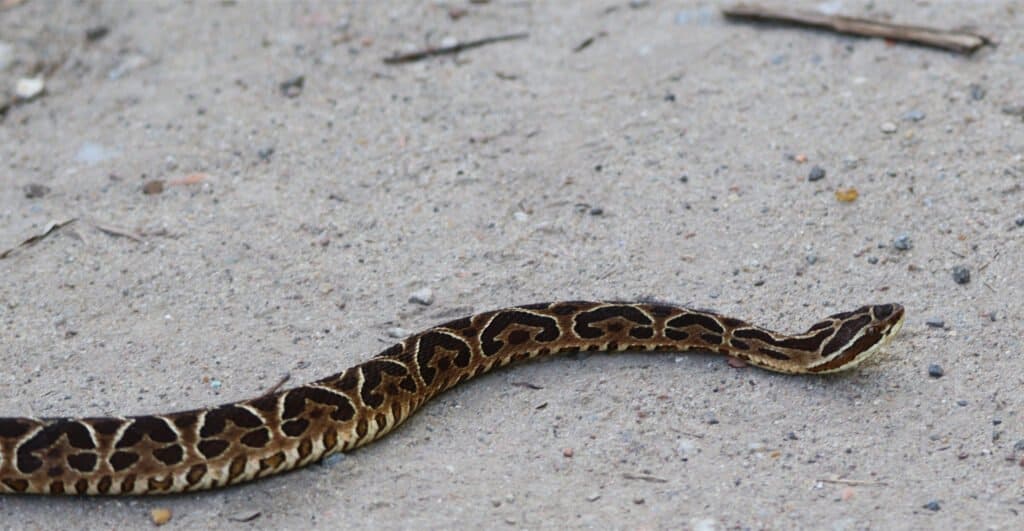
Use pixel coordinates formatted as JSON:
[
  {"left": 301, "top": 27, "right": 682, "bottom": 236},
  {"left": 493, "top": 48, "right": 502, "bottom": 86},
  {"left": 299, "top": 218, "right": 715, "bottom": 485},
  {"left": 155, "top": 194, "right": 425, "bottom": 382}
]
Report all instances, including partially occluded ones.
[{"left": 806, "top": 304, "right": 905, "bottom": 374}]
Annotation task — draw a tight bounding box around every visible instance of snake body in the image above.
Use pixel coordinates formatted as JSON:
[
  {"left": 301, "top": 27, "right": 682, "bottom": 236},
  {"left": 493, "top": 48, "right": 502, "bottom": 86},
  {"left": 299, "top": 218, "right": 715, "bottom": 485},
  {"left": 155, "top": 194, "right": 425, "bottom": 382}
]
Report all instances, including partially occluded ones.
[{"left": 0, "top": 300, "right": 904, "bottom": 495}]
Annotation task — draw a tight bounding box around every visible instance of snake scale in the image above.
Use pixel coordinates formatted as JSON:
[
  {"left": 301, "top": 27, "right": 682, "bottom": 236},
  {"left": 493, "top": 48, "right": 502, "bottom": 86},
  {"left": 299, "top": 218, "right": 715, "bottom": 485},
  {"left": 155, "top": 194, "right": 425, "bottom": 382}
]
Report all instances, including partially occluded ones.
[{"left": 0, "top": 300, "right": 904, "bottom": 495}]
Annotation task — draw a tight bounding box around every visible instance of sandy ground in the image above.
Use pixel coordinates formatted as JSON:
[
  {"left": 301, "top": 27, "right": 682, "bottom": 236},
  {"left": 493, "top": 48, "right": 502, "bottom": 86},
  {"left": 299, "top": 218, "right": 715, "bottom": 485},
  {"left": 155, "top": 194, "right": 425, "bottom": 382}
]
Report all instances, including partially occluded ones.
[{"left": 1, "top": 0, "right": 1022, "bottom": 529}]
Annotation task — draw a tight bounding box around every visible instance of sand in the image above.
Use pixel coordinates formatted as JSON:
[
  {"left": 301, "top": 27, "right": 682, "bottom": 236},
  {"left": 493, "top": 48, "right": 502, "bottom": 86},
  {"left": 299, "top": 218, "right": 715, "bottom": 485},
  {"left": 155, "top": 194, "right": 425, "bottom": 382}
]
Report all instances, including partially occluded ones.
[{"left": 1, "top": 1, "right": 1022, "bottom": 529}]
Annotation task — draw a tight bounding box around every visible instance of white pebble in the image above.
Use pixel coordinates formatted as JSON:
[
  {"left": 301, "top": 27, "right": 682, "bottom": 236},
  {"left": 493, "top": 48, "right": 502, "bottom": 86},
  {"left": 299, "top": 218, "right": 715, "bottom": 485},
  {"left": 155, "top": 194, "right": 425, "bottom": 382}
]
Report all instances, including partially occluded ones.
[
  {"left": 386, "top": 327, "right": 410, "bottom": 338},
  {"left": 880, "top": 122, "right": 897, "bottom": 134},
  {"left": 14, "top": 77, "right": 44, "bottom": 100},
  {"left": 408, "top": 287, "right": 434, "bottom": 306},
  {"left": 512, "top": 211, "right": 529, "bottom": 222}
]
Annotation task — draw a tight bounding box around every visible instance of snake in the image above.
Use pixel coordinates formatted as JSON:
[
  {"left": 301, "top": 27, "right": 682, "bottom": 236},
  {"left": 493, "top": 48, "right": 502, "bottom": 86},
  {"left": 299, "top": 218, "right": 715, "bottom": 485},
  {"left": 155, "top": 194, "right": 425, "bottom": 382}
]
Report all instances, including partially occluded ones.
[{"left": 0, "top": 300, "right": 904, "bottom": 495}]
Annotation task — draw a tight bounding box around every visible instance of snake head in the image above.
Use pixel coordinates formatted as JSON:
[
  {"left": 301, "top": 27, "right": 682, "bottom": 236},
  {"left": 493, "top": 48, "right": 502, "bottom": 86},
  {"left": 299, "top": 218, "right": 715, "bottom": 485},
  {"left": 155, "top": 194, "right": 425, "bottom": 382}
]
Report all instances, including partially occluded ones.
[{"left": 805, "top": 303, "right": 905, "bottom": 373}]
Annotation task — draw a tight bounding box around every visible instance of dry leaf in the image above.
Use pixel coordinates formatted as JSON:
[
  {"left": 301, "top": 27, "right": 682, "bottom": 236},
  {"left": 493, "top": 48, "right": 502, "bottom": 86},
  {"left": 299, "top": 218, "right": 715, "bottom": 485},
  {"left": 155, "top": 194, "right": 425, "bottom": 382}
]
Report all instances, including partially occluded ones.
[
  {"left": 0, "top": 218, "right": 76, "bottom": 259},
  {"left": 169, "top": 172, "right": 208, "bottom": 186},
  {"left": 835, "top": 187, "right": 859, "bottom": 202}
]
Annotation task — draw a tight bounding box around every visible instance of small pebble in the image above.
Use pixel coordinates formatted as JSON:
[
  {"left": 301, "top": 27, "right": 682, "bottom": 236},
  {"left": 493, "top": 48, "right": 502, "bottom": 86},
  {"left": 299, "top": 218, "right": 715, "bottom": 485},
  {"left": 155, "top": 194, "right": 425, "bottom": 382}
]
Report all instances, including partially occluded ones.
[
  {"left": 902, "top": 110, "right": 926, "bottom": 122},
  {"left": 589, "top": 207, "right": 604, "bottom": 216},
  {"left": 633, "top": 496, "right": 645, "bottom": 505},
  {"left": 992, "top": 418, "right": 1002, "bottom": 426},
  {"left": 925, "top": 319, "right": 945, "bottom": 329},
  {"left": 150, "top": 508, "right": 172, "bottom": 526},
  {"left": 807, "top": 166, "right": 826, "bottom": 182},
  {"left": 956, "top": 400, "right": 968, "bottom": 407},
  {"left": 386, "top": 327, "right": 410, "bottom": 338},
  {"left": 787, "top": 432, "right": 799, "bottom": 440},
  {"left": 211, "top": 379, "right": 222, "bottom": 390},
  {"left": 586, "top": 493, "right": 601, "bottom": 502},
  {"left": 142, "top": 180, "right": 165, "bottom": 195},
  {"left": 512, "top": 211, "right": 529, "bottom": 222},
  {"left": 927, "top": 364, "right": 944, "bottom": 378},
  {"left": 880, "top": 122, "right": 897, "bottom": 134},
  {"left": 258, "top": 147, "right": 275, "bottom": 162},
  {"left": 704, "top": 413, "right": 719, "bottom": 425},
  {"left": 969, "top": 84, "right": 986, "bottom": 101},
  {"left": 23, "top": 183, "right": 50, "bottom": 199},
  {"left": 562, "top": 447, "right": 574, "bottom": 458},
  {"left": 922, "top": 500, "right": 940, "bottom": 511},
  {"left": 805, "top": 254, "right": 818, "bottom": 265},
  {"left": 1015, "top": 216, "right": 1024, "bottom": 227},
  {"left": 951, "top": 266, "right": 970, "bottom": 285},
  {"left": 279, "top": 75, "right": 305, "bottom": 98},
  {"left": 15, "top": 77, "right": 45, "bottom": 100},
  {"left": 408, "top": 287, "right": 434, "bottom": 306},
  {"left": 85, "top": 26, "right": 110, "bottom": 42},
  {"left": 893, "top": 234, "right": 912, "bottom": 251},
  {"left": 867, "top": 256, "right": 879, "bottom": 264}
]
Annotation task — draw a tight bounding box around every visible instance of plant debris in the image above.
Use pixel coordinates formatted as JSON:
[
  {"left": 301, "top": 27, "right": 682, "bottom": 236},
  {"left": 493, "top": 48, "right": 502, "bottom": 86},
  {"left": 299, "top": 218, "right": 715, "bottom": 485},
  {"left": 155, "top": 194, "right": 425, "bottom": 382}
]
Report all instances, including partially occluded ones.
[
  {"left": 383, "top": 32, "right": 528, "bottom": 64},
  {"left": 722, "top": 3, "right": 991, "bottom": 54},
  {"left": 0, "top": 218, "right": 76, "bottom": 259}
]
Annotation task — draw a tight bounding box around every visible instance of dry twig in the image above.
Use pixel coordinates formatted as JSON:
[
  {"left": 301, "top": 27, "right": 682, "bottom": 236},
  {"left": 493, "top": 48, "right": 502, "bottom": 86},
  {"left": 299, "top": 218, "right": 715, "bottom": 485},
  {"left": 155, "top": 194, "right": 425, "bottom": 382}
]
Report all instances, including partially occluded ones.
[
  {"left": 722, "top": 3, "right": 990, "bottom": 54},
  {"left": 383, "top": 32, "right": 528, "bottom": 64},
  {"left": 0, "top": 218, "right": 76, "bottom": 259}
]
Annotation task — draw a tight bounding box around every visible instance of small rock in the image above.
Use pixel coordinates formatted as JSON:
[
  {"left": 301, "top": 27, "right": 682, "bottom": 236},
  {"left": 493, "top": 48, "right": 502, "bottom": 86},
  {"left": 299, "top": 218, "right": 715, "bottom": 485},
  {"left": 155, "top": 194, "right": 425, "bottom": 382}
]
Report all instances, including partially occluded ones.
[
  {"left": 408, "top": 287, "right": 434, "bottom": 306},
  {"left": 386, "top": 327, "right": 410, "bottom": 338},
  {"left": 226, "top": 510, "right": 262, "bottom": 523},
  {"left": 787, "top": 432, "right": 798, "bottom": 440},
  {"left": 880, "top": 122, "right": 898, "bottom": 134},
  {"left": 150, "top": 508, "right": 172, "bottom": 526},
  {"left": 867, "top": 256, "right": 879, "bottom": 264},
  {"left": 589, "top": 207, "right": 604, "bottom": 216},
  {"left": 633, "top": 496, "right": 645, "bottom": 505},
  {"left": 142, "top": 180, "right": 165, "bottom": 195},
  {"left": 925, "top": 319, "right": 945, "bottom": 329},
  {"left": 807, "top": 166, "right": 826, "bottom": 182},
  {"left": 586, "top": 493, "right": 601, "bottom": 502},
  {"left": 23, "top": 183, "right": 50, "bottom": 199},
  {"left": 951, "top": 266, "right": 970, "bottom": 285},
  {"left": 992, "top": 418, "right": 1002, "bottom": 426},
  {"left": 258, "top": 147, "right": 274, "bottom": 162},
  {"left": 927, "top": 364, "right": 944, "bottom": 378},
  {"left": 806, "top": 254, "right": 818, "bottom": 265},
  {"left": 704, "top": 413, "right": 719, "bottom": 425},
  {"left": 892, "top": 234, "right": 912, "bottom": 251},
  {"left": 902, "top": 110, "right": 926, "bottom": 122},
  {"left": 512, "top": 211, "right": 529, "bottom": 222},
  {"left": 562, "top": 447, "right": 574, "bottom": 458},
  {"left": 85, "top": 26, "right": 110, "bottom": 42},
  {"left": 440, "top": 36, "right": 459, "bottom": 48},
  {"left": 1002, "top": 105, "right": 1024, "bottom": 117},
  {"left": 280, "top": 75, "right": 305, "bottom": 98},
  {"left": 1015, "top": 216, "right": 1024, "bottom": 227},
  {"left": 969, "top": 84, "right": 986, "bottom": 101},
  {"left": 210, "top": 379, "right": 222, "bottom": 390},
  {"left": 922, "top": 500, "right": 940, "bottom": 511},
  {"left": 956, "top": 400, "right": 968, "bottom": 407},
  {"left": 14, "top": 77, "right": 45, "bottom": 101}
]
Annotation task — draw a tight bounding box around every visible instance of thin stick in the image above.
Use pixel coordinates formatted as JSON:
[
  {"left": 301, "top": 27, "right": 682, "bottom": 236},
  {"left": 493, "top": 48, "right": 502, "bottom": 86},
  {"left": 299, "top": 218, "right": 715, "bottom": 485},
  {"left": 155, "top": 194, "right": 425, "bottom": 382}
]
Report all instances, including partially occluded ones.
[
  {"left": 818, "top": 477, "right": 888, "bottom": 486},
  {"left": 383, "top": 32, "right": 528, "bottom": 64},
  {"left": 721, "top": 3, "right": 990, "bottom": 54}
]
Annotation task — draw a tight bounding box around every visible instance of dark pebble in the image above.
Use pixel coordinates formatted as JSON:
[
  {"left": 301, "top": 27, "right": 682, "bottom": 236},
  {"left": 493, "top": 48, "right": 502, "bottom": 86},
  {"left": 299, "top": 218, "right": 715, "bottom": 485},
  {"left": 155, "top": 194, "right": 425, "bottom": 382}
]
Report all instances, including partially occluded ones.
[
  {"left": 679, "top": 175, "right": 688, "bottom": 183},
  {"left": 85, "top": 26, "right": 110, "bottom": 42},
  {"left": 1015, "top": 216, "right": 1024, "bottom": 227},
  {"left": 867, "top": 256, "right": 879, "bottom": 264},
  {"left": 589, "top": 207, "right": 604, "bottom": 216},
  {"left": 258, "top": 147, "right": 275, "bottom": 162},
  {"left": 807, "top": 166, "right": 826, "bottom": 182},
  {"left": 956, "top": 400, "right": 968, "bottom": 407},
  {"left": 786, "top": 432, "right": 798, "bottom": 440},
  {"left": 664, "top": 93, "right": 676, "bottom": 102},
  {"left": 142, "top": 180, "right": 165, "bottom": 195},
  {"left": 927, "top": 364, "right": 944, "bottom": 378},
  {"left": 23, "top": 183, "right": 50, "bottom": 198},
  {"left": 704, "top": 413, "right": 719, "bottom": 425},
  {"left": 923, "top": 500, "right": 941, "bottom": 511},
  {"left": 1013, "top": 440, "right": 1024, "bottom": 452},
  {"left": 993, "top": 418, "right": 1002, "bottom": 426},
  {"left": 925, "top": 319, "right": 945, "bottom": 328},
  {"left": 951, "top": 266, "right": 970, "bottom": 284},
  {"left": 806, "top": 254, "right": 818, "bottom": 265},
  {"left": 893, "top": 234, "right": 912, "bottom": 251},
  {"left": 280, "top": 75, "right": 305, "bottom": 98},
  {"left": 969, "top": 84, "right": 985, "bottom": 101}
]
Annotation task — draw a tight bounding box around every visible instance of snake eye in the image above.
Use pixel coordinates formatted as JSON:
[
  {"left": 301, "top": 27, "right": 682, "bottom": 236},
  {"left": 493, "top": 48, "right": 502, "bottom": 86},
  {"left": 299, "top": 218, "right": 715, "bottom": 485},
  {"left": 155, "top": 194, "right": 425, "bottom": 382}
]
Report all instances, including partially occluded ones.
[{"left": 873, "top": 304, "right": 894, "bottom": 319}]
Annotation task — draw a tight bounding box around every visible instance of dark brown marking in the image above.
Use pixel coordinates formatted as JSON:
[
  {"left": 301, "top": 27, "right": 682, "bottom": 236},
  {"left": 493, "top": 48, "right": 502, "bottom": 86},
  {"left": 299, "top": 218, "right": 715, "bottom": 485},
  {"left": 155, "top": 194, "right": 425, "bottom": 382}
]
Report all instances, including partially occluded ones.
[
  {"left": 356, "top": 418, "right": 368, "bottom": 439},
  {"left": 74, "top": 478, "right": 88, "bottom": 494},
  {"left": 297, "top": 437, "right": 313, "bottom": 461},
  {"left": 48, "top": 481, "right": 64, "bottom": 495},
  {"left": 415, "top": 331, "right": 472, "bottom": 386},
  {"left": 2, "top": 478, "right": 28, "bottom": 492},
  {"left": 481, "top": 311, "right": 559, "bottom": 356},
  {"left": 86, "top": 418, "right": 123, "bottom": 436},
  {"left": 0, "top": 419, "right": 32, "bottom": 438},
  {"left": 665, "top": 329, "right": 689, "bottom": 341},
  {"left": 811, "top": 327, "right": 882, "bottom": 373},
  {"left": 240, "top": 428, "right": 271, "bottom": 448},
  {"left": 507, "top": 329, "right": 531, "bottom": 344},
  {"left": 109, "top": 451, "right": 139, "bottom": 471},
  {"left": 228, "top": 454, "right": 248, "bottom": 481},
  {"left": 734, "top": 327, "right": 832, "bottom": 352},
  {"left": 700, "top": 333, "right": 723, "bottom": 344},
  {"left": 47, "top": 465, "right": 63, "bottom": 477},
  {"left": 67, "top": 452, "right": 98, "bottom": 472},
  {"left": 629, "top": 326, "right": 654, "bottom": 339},
  {"left": 821, "top": 315, "right": 872, "bottom": 357},
  {"left": 116, "top": 416, "right": 176, "bottom": 448},
  {"left": 186, "top": 464, "right": 207, "bottom": 486},
  {"left": 153, "top": 444, "right": 184, "bottom": 465},
  {"left": 323, "top": 428, "right": 338, "bottom": 451},
  {"left": 439, "top": 316, "right": 472, "bottom": 330},
  {"left": 645, "top": 304, "right": 676, "bottom": 317},
  {"left": 721, "top": 317, "right": 744, "bottom": 328},
  {"left": 573, "top": 305, "right": 653, "bottom": 339},
  {"left": 758, "top": 348, "right": 791, "bottom": 360},
  {"left": 248, "top": 393, "right": 278, "bottom": 413},
  {"left": 173, "top": 413, "right": 199, "bottom": 429},
  {"left": 667, "top": 313, "right": 724, "bottom": 334},
  {"left": 282, "top": 419, "right": 309, "bottom": 437},
  {"left": 258, "top": 451, "right": 285, "bottom": 472},
  {"left": 97, "top": 475, "right": 112, "bottom": 494},
  {"left": 282, "top": 385, "right": 356, "bottom": 421},
  {"left": 199, "top": 405, "right": 263, "bottom": 438},
  {"left": 121, "top": 474, "right": 136, "bottom": 493},
  {"left": 729, "top": 338, "right": 750, "bottom": 351},
  {"left": 197, "top": 439, "right": 230, "bottom": 459},
  {"left": 147, "top": 475, "right": 173, "bottom": 492}
]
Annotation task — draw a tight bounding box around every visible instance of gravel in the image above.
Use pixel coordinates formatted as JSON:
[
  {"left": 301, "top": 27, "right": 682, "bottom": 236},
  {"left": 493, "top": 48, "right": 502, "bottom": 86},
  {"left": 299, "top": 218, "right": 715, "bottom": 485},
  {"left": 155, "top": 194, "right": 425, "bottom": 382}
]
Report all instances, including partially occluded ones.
[
  {"left": 951, "top": 266, "right": 970, "bottom": 284},
  {"left": 927, "top": 364, "right": 944, "bottom": 378},
  {"left": 925, "top": 318, "right": 945, "bottom": 328},
  {"left": 409, "top": 287, "right": 435, "bottom": 306},
  {"left": 923, "top": 500, "right": 941, "bottom": 511},
  {"left": 807, "top": 166, "right": 826, "bottom": 182},
  {"left": 893, "top": 234, "right": 912, "bottom": 251}
]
